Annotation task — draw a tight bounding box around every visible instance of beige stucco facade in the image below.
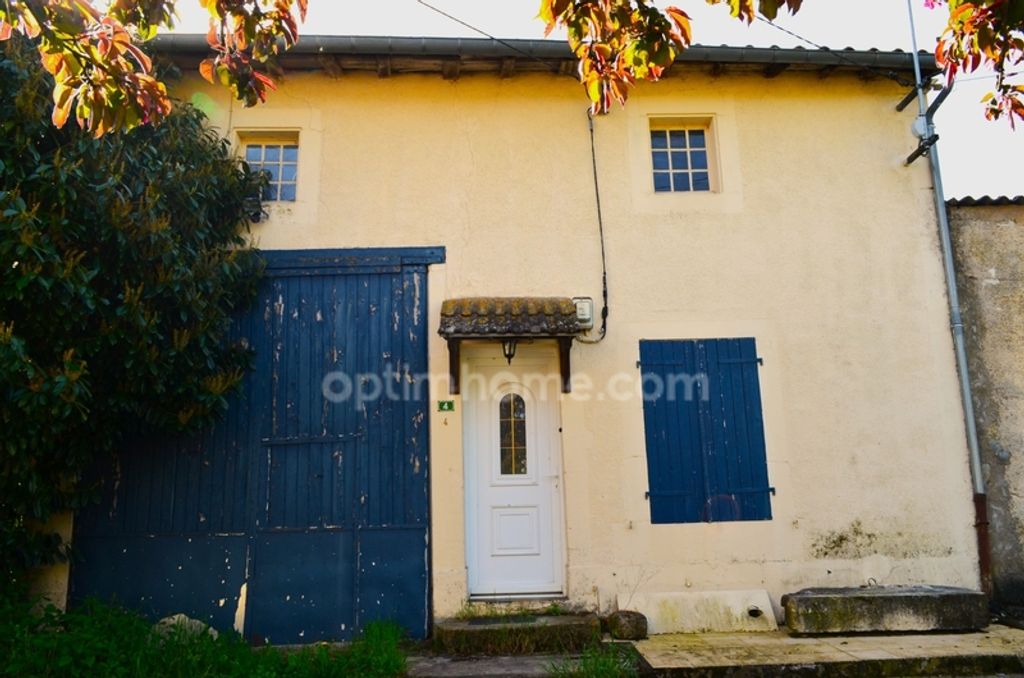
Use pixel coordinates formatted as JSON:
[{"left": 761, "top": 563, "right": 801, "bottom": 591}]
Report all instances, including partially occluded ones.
[
  {"left": 43, "top": 59, "right": 981, "bottom": 625},
  {"left": 951, "top": 203, "right": 1024, "bottom": 604}
]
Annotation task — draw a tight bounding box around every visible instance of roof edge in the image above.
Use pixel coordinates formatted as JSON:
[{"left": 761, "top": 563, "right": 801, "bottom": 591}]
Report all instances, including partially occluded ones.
[
  {"left": 948, "top": 196, "right": 1024, "bottom": 207},
  {"left": 152, "top": 34, "right": 937, "bottom": 73}
]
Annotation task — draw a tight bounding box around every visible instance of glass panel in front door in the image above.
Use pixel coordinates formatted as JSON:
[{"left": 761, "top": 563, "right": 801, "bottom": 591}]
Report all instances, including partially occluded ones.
[{"left": 499, "top": 393, "right": 527, "bottom": 475}]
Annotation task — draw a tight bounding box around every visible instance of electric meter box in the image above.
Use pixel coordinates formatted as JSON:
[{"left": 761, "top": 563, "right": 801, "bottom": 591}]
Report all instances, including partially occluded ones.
[{"left": 573, "top": 297, "right": 595, "bottom": 330}]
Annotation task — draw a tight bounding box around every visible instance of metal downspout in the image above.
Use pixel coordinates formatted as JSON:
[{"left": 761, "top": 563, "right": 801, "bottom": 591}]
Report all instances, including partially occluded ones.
[{"left": 906, "top": 0, "right": 991, "bottom": 595}]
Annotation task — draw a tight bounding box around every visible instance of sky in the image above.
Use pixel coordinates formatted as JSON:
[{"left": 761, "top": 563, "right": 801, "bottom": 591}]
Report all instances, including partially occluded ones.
[{"left": 169, "top": 0, "right": 1022, "bottom": 199}]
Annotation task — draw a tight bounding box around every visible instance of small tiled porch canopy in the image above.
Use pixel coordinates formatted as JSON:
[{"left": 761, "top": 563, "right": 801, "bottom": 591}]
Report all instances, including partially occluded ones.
[{"left": 438, "top": 297, "right": 582, "bottom": 394}]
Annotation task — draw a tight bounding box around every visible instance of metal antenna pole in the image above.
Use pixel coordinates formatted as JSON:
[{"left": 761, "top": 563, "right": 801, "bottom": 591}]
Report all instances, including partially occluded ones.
[{"left": 906, "top": 0, "right": 990, "bottom": 593}]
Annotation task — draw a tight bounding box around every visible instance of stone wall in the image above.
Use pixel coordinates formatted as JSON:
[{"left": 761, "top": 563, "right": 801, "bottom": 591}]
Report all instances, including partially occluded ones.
[{"left": 951, "top": 202, "right": 1024, "bottom": 604}]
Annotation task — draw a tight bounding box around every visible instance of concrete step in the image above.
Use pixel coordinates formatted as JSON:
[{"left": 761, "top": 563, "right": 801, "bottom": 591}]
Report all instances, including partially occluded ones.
[
  {"left": 782, "top": 585, "right": 988, "bottom": 635},
  {"left": 433, "top": 613, "right": 600, "bottom": 655},
  {"left": 408, "top": 654, "right": 560, "bottom": 677}
]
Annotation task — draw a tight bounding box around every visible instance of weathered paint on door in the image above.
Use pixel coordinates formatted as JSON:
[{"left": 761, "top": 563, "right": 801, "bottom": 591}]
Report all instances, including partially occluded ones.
[{"left": 69, "top": 247, "right": 444, "bottom": 644}]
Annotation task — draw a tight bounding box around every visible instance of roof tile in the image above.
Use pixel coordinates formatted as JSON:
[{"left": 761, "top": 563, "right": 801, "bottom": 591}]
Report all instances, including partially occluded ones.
[
  {"left": 439, "top": 297, "right": 581, "bottom": 338},
  {"left": 948, "top": 195, "right": 1024, "bottom": 207}
]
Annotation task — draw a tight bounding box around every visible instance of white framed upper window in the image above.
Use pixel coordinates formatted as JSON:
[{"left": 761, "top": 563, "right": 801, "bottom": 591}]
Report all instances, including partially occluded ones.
[
  {"left": 243, "top": 137, "right": 299, "bottom": 202},
  {"left": 649, "top": 118, "right": 715, "bottom": 193}
]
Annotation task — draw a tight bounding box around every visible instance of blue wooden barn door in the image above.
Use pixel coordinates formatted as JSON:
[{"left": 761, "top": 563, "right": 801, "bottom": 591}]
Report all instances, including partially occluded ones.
[{"left": 69, "top": 248, "right": 443, "bottom": 644}]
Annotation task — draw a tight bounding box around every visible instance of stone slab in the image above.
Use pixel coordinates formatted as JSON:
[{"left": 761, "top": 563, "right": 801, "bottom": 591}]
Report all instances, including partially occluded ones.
[
  {"left": 622, "top": 590, "right": 778, "bottom": 634},
  {"left": 635, "top": 623, "right": 1024, "bottom": 677},
  {"left": 408, "top": 654, "right": 558, "bottom": 677},
  {"left": 782, "top": 585, "right": 988, "bottom": 635},
  {"left": 433, "top": 614, "right": 600, "bottom": 655}
]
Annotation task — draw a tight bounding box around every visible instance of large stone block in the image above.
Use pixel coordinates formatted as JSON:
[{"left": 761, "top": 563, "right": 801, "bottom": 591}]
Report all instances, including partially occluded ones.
[{"left": 782, "top": 585, "right": 988, "bottom": 635}]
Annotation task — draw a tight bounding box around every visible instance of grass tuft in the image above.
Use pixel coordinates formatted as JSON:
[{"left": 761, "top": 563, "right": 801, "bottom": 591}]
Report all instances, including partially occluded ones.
[
  {"left": 0, "top": 586, "right": 405, "bottom": 678},
  {"left": 547, "top": 643, "right": 640, "bottom": 678}
]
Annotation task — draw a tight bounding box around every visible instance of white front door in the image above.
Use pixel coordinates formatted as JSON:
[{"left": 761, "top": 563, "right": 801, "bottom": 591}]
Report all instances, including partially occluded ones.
[{"left": 463, "top": 346, "right": 565, "bottom": 596}]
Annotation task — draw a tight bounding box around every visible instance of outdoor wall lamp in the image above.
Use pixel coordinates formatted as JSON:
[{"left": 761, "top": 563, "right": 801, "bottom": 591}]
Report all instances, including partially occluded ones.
[{"left": 501, "top": 338, "right": 518, "bottom": 364}]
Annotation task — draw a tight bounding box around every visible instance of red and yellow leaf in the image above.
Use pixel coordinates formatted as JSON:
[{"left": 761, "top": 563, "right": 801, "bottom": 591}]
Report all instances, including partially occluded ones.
[{"left": 199, "top": 58, "right": 216, "bottom": 84}]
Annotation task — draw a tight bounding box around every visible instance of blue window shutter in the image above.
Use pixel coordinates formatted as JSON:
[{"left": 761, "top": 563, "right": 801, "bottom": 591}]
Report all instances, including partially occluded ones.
[
  {"left": 639, "top": 340, "right": 704, "bottom": 523},
  {"left": 639, "top": 338, "right": 773, "bottom": 524},
  {"left": 702, "top": 338, "right": 772, "bottom": 521}
]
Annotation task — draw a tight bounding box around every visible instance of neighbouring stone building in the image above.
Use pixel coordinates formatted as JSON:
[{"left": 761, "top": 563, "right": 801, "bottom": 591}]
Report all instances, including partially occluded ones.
[{"left": 951, "top": 196, "right": 1024, "bottom": 608}]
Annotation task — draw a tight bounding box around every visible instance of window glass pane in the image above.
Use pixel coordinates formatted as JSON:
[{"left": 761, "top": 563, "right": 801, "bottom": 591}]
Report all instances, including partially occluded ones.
[
  {"left": 688, "top": 130, "right": 706, "bottom": 148},
  {"left": 650, "top": 130, "right": 668, "bottom": 149},
  {"left": 243, "top": 139, "right": 300, "bottom": 202},
  {"left": 669, "top": 130, "right": 687, "bottom": 149},
  {"left": 692, "top": 172, "right": 710, "bottom": 191},
  {"left": 670, "top": 151, "right": 688, "bottom": 170},
  {"left": 651, "top": 152, "right": 669, "bottom": 171},
  {"left": 653, "top": 173, "right": 671, "bottom": 192},
  {"left": 672, "top": 172, "right": 691, "bottom": 192},
  {"left": 691, "top": 150, "right": 708, "bottom": 170},
  {"left": 498, "top": 394, "right": 527, "bottom": 475}
]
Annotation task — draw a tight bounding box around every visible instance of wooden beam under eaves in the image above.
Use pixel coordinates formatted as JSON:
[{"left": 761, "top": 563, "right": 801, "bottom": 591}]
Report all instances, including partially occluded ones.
[
  {"left": 442, "top": 58, "right": 461, "bottom": 81},
  {"left": 447, "top": 339, "right": 461, "bottom": 394},
  {"left": 817, "top": 64, "right": 838, "bottom": 79},
  {"left": 558, "top": 59, "right": 576, "bottom": 76},
  {"left": 317, "top": 54, "right": 343, "bottom": 78},
  {"left": 763, "top": 63, "right": 789, "bottom": 78},
  {"left": 709, "top": 62, "right": 726, "bottom": 78},
  {"left": 377, "top": 56, "right": 392, "bottom": 78},
  {"left": 558, "top": 337, "right": 572, "bottom": 394},
  {"left": 500, "top": 57, "right": 516, "bottom": 78}
]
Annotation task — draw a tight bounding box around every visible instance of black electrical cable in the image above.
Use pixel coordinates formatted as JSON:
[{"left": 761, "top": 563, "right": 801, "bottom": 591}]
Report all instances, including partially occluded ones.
[
  {"left": 415, "top": 0, "right": 563, "bottom": 76},
  {"left": 578, "top": 109, "right": 609, "bottom": 344},
  {"left": 415, "top": 0, "right": 609, "bottom": 342},
  {"left": 755, "top": 16, "right": 916, "bottom": 87}
]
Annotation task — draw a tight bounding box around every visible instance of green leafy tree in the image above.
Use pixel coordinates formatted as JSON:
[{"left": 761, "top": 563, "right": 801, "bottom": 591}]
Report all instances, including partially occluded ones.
[
  {"left": 0, "top": 1, "right": 1022, "bottom": 136},
  {"left": 0, "top": 35, "right": 264, "bottom": 579}
]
